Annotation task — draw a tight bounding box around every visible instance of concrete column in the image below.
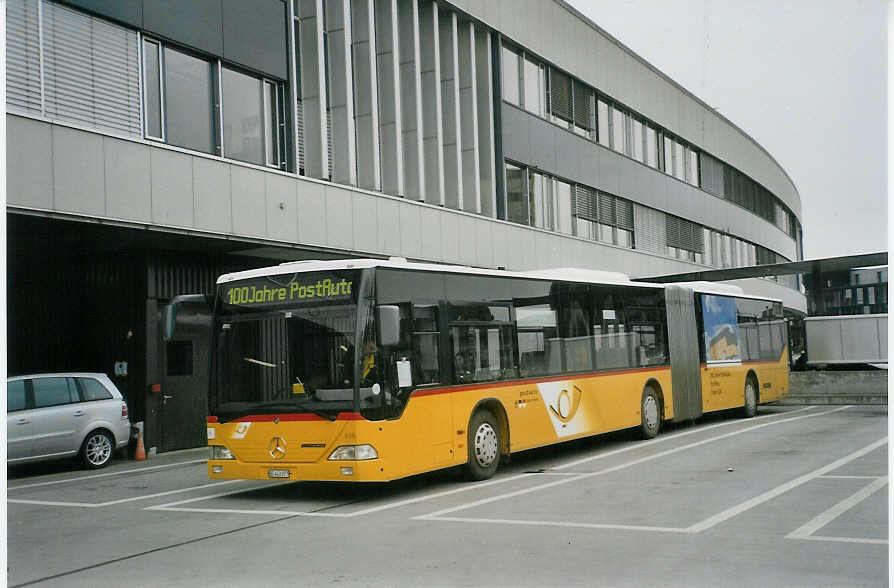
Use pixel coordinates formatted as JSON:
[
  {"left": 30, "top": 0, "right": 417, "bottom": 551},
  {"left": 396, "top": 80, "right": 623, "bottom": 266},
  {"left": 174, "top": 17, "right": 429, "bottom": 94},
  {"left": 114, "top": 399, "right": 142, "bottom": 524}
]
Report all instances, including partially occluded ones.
[
  {"left": 475, "top": 26, "right": 496, "bottom": 217},
  {"left": 419, "top": 0, "right": 444, "bottom": 205},
  {"left": 458, "top": 20, "right": 480, "bottom": 213},
  {"left": 297, "top": 0, "right": 328, "bottom": 179},
  {"left": 351, "top": 0, "right": 381, "bottom": 191},
  {"left": 375, "top": 0, "right": 404, "bottom": 196},
  {"left": 439, "top": 8, "right": 462, "bottom": 211},
  {"left": 398, "top": 0, "right": 425, "bottom": 201},
  {"left": 325, "top": 0, "right": 356, "bottom": 186}
]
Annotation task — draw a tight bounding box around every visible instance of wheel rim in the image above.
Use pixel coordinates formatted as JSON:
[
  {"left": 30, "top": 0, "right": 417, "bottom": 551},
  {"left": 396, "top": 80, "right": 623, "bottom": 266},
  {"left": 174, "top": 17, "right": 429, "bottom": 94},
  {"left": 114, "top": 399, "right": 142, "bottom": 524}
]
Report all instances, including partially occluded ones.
[
  {"left": 473, "top": 422, "right": 498, "bottom": 468},
  {"left": 745, "top": 380, "right": 756, "bottom": 411},
  {"left": 643, "top": 395, "right": 659, "bottom": 429},
  {"left": 86, "top": 434, "right": 111, "bottom": 466}
]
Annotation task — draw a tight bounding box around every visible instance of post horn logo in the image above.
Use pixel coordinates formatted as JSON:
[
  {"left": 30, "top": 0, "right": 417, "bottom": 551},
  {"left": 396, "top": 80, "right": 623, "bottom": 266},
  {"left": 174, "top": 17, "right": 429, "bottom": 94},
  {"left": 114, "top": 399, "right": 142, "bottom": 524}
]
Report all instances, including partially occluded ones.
[
  {"left": 549, "top": 386, "right": 583, "bottom": 423},
  {"left": 268, "top": 436, "right": 287, "bottom": 460}
]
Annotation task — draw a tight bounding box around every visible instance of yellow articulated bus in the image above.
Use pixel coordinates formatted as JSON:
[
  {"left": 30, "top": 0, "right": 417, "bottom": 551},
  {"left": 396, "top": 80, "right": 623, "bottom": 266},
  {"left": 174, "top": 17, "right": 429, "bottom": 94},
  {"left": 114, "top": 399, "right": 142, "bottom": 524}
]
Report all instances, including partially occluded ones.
[{"left": 186, "top": 258, "right": 788, "bottom": 483}]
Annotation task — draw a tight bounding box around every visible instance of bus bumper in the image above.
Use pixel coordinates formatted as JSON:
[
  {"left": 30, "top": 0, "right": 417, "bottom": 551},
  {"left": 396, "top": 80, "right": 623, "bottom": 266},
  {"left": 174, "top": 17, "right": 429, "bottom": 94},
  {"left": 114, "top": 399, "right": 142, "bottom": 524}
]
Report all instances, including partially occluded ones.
[{"left": 207, "top": 458, "right": 390, "bottom": 482}]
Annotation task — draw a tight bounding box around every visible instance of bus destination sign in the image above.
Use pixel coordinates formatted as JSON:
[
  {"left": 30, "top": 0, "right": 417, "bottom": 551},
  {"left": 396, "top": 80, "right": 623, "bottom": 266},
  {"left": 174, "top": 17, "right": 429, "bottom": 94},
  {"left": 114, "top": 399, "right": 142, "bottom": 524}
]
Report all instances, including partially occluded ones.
[{"left": 222, "top": 273, "right": 355, "bottom": 308}]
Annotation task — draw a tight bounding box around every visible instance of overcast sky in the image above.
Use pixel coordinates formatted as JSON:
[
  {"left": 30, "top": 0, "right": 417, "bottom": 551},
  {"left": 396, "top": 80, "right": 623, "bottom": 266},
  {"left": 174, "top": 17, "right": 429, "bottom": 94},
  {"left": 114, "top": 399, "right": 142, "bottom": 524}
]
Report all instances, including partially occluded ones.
[{"left": 566, "top": 0, "right": 887, "bottom": 260}]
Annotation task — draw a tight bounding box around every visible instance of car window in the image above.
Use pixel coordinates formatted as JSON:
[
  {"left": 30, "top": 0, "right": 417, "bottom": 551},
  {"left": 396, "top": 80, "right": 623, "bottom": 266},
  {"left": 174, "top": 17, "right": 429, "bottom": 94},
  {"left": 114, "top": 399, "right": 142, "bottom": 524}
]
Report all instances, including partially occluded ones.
[
  {"left": 33, "top": 377, "right": 76, "bottom": 408},
  {"left": 7, "top": 380, "right": 27, "bottom": 412},
  {"left": 78, "top": 377, "right": 113, "bottom": 401}
]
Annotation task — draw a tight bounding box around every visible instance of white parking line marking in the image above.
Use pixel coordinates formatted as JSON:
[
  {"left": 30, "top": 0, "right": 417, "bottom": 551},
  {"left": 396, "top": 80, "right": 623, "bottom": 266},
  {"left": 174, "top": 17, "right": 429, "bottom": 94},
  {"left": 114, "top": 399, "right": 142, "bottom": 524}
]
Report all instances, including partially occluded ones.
[
  {"left": 8, "top": 480, "right": 241, "bottom": 508},
  {"left": 144, "top": 407, "right": 817, "bottom": 519},
  {"left": 819, "top": 475, "right": 884, "bottom": 480},
  {"left": 551, "top": 407, "right": 815, "bottom": 471},
  {"left": 415, "top": 406, "right": 852, "bottom": 522},
  {"left": 786, "top": 476, "right": 888, "bottom": 541},
  {"left": 794, "top": 535, "right": 888, "bottom": 545},
  {"left": 152, "top": 507, "right": 352, "bottom": 518},
  {"left": 8, "top": 459, "right": 207, "bottom": 491},
  {"left": 147, "top": 482, "right": 293, "bottom": 510},
  {"left": 687, "top": 438, "right": 886, "bottom": 533},
  {"left": 422, "top": 516, "right": 686, "bottom": 533}
]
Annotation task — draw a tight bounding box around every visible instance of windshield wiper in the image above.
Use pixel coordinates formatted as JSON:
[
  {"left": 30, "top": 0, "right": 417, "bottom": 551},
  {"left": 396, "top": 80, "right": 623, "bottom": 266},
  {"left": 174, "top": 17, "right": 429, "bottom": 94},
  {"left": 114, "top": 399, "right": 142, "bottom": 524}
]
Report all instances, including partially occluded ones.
[{"left": 251, "top": 401, "right": 338, "bottom": 422}]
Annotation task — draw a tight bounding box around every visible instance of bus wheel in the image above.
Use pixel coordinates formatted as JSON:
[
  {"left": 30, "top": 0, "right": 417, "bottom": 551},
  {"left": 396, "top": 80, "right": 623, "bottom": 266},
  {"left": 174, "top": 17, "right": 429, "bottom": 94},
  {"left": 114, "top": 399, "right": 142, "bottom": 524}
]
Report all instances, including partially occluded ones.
[
  {"left": 466, "top": 409, "right": 500, "bottom": 481},
  {"left": 742, "top": 375, "right": 758, "bottom": 418},
  {"left": 640, "top": 388, "right": 661, "bottom": 439}
]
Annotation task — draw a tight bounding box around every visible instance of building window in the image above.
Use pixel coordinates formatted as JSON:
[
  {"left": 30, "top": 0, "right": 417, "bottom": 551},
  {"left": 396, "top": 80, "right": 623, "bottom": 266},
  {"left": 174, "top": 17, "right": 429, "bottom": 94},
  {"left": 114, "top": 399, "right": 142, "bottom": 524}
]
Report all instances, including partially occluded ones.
[
  {"left": 529, "top": 171, "right": 553, "bottom": 230},
  {"left": 645, "top": 126, "right": 658, "bottom": 168},
  {"left": 506, "top": 162, "right": 527, "bottom": 225},
  {"left": 555, "top": 180, "right": 573, "bottom": 235},
  {"left": 143, "top": 40, "right": 163, "bottom": 140},
  {"left": 501, "top": 45, "right": 521, "bottom": 106},
  {"left": 597, "top": 99, "right": 610, "bottom": 147},
  {"left": 632, "top": 118, "right": 644, "bottom": 162},
  {"left": 549, "top": 68, "right": 573, "bottom": 125},
  {"left": 222, "top": 66, "right": 274, "bottom": 166},
  {"left": 611, "top": 105, "right": 626, "bottom": 154},
  {"left": 162, "top": 46, "right": 216, "bottom": 154},
  {"left": 523, "top": 55, "right": 545, "bottom": 116}
]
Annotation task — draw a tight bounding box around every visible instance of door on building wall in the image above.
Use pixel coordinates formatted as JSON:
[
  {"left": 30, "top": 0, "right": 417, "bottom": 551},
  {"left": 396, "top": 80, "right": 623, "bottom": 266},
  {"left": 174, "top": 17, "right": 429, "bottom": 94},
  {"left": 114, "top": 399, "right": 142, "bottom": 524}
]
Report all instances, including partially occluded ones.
[{"left": 160, "top": 318, "right": 210, "bottom": 452}]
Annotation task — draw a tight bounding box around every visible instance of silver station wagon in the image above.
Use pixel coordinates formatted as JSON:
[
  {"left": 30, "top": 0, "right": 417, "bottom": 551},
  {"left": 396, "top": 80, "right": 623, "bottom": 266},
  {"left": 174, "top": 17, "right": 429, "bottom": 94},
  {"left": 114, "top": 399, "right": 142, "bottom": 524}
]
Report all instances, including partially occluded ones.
[{"left": 7, "top": 373, "right": 132, "bottom": 469}]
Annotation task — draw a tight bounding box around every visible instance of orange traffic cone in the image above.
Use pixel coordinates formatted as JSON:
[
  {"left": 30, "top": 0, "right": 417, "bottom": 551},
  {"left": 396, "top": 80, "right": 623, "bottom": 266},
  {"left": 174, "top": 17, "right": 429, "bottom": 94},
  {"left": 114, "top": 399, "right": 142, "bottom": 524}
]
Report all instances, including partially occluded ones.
[{"left": 134, "top": 428, "right": 147, "bottom": 461}]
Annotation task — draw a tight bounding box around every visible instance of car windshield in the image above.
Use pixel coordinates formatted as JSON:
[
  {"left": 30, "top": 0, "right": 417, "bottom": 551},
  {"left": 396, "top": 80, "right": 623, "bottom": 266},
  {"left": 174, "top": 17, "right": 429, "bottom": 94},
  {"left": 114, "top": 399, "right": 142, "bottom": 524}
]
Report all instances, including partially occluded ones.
[{"left": 211, "top": 271, "right": 361, "bottom": 422}]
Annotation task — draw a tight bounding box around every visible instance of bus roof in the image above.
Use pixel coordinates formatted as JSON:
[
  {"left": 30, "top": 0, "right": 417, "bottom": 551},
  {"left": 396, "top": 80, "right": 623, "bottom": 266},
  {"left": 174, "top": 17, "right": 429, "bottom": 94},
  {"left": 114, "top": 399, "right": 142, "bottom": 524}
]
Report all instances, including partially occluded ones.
[
  {"left": 217, "top": 257, "right": 652, "bottom": 288},
  {"left": 217, "top": 257, "right": 781, "bottom": 302}
]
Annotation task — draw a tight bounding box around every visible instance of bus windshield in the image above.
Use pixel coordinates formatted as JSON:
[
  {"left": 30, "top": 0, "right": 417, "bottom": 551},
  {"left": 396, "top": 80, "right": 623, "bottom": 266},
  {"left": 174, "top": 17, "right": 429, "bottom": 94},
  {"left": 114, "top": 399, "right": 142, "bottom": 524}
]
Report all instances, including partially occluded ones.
[{"left": 210, "top": 271, "right": 361, "bottom": 422}]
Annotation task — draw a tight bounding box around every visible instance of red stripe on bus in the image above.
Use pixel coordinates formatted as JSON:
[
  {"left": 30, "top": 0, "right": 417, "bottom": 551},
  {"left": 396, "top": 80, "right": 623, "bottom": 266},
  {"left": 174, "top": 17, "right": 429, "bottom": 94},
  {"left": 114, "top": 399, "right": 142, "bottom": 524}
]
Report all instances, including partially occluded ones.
[
  {"left": 207, "top": 416, "right": 218, "bottom": 423},
  {"left": 411, "top": 366, "right": 671, "bottom": 398},
  {"left": 223, "top": 412, "right": 365, "bottom": 423}
]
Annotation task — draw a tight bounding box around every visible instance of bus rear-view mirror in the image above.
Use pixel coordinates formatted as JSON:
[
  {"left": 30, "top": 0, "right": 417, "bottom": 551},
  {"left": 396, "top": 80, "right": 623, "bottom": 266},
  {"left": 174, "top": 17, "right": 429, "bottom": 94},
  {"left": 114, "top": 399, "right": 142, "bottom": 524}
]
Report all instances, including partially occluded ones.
[
  {"left": 376, "top": 305, "right": 401, "bottom": 347},
  {"left": 163, "top": 294, "right": 214, "bottom": 341}
]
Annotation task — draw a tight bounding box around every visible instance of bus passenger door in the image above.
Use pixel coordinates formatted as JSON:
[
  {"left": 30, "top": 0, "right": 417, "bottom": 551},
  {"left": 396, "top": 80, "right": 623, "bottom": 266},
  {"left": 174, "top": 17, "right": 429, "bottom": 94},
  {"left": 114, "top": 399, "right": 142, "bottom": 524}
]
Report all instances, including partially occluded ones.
[{"left": 665, "top": 286, "right": 703, "bottom": 421}]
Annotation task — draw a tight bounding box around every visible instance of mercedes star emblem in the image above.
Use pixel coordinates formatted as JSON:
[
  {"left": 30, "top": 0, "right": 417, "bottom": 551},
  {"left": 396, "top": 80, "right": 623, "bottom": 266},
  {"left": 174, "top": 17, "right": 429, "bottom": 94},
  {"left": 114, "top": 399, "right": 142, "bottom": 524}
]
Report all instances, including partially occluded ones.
[{"left": 268, "top": 436, "right": 287, "bottom": 460}]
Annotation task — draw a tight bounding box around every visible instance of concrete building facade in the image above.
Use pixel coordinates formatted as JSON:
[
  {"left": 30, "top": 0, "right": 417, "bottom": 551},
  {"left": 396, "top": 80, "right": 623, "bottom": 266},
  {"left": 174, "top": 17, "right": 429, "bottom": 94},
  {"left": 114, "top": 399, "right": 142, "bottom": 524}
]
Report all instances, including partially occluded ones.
[{"left": 6, "top": 0, "right": 805, "bottom": 451}]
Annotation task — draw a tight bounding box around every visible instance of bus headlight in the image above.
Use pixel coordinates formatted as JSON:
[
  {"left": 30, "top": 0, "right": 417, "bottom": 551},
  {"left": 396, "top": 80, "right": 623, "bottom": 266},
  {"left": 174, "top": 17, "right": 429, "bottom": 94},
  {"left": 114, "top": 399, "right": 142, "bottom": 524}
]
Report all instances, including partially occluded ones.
[
  {"left": 328, "top": 444, "right": 378, "bottom": 461},
  {"left": 209, "top": 445, "right": 235, "bottom": 460}
]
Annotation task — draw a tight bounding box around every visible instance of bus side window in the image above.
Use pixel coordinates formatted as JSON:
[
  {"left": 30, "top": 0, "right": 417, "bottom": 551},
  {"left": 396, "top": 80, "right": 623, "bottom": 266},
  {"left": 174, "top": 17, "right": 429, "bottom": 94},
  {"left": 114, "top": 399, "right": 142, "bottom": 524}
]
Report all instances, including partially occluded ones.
[{"left": 412, "top": 304, "right": 440, "bottom": 384}]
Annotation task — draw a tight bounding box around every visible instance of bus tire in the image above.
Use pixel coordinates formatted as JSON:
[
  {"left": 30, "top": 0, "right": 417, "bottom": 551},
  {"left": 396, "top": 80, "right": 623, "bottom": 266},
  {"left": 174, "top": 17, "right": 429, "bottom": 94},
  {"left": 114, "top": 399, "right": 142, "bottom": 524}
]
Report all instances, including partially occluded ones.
[
  {"left": 742, "top": 375, "right": 758, "bottom": 418},
  {"left": 466, "top": 409, "right": 500, "bottom": 481},
  {"left": 640, "top": 387, "right": 661, "bottom": 439}
]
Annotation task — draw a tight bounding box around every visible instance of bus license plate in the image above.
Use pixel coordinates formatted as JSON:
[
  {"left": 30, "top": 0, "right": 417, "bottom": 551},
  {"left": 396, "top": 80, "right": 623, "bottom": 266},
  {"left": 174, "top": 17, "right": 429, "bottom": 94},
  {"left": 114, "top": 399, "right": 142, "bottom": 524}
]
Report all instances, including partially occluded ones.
[{"left": 268, "top": 469, "right": 290, "bottom": 479}]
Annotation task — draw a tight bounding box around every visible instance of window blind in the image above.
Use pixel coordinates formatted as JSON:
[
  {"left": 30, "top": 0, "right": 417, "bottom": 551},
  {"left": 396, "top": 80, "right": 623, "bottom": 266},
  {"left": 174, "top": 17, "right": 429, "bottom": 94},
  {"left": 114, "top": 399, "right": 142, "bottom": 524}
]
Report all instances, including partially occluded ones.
[
  {"left": 572, "top": 80, "right": 591, "bottom": 129},
  {"left": 41, "top": 0, "right": 142, "bottom": 136},
  {"left": 7, "top": 0, "right": 42, "bottom": 114},
  {"left": 574, "top": 185, "right": 596, "bottom": 221},
  {"left": 549, "top": 68, "right": 571, "bottom": 122},
  {"left": 665, "top": 215, "right": 704, "bottom": 253}
]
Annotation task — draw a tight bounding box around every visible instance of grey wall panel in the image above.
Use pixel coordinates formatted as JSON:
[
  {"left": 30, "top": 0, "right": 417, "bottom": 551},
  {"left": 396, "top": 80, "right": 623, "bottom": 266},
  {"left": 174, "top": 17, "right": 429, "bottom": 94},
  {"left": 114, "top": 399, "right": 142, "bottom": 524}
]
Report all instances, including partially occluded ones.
[
  {"left": 527, "top": 114, "right": 557, "bottom": 173},
  {"left": 490, "top": 222, "right": 510, "bottom": 269},
  {"left": 324, "top": 185, "right": 354, "bottom": 250},
  {"left": 474, "top": 218, "right": 494, "bottom": 268},
  {"left": 457, "top": 215, "right": 476, "bottom": 264},
  {"left": 266, "top": 174, "right": 298, "bottom": 242},
  {"left": 352, "top": 191, "right": 379, "bottom": 253},
  {"left": 53, "top": 126, "right": 105, "bottom": 216},
  {"left": 296, "top": 179, "right": 327, "bottom": 245},
  {"left": 7, "top": 116, "right": 53, "bottom": 209},
  {"left": 143, "top": 0, "right": 223, "bottom": 57},
  {"left": 419, "top": 206, "right": 443, "bottom": 261},
  {"left": 58, "top": 0, "right": 142, "bottom": 28},
  {"left": 222, "top": 0, "right": 288, "bottom": 79},
  {"left": 553, "top": 130, "right": 583, "bottom": 182},
  {"left": 376, "top": 197, "right": 401, "bottom": 255},
  {"left": 500, "top": 104, "right": 531, "bottom": 164},
  {"left": 193, "top": 158, "right": 232, "bottom": 233},
  {"left": 398, "top": 204, "right": 423, "bottom": 258},
  {"left": 230, "top": 166, "right": 266, "bottom": 237},
  {"left": 439, "top": 212, "right": 460, "bottom": 262},
  {"left": 105, "top": 137, "right": 151, "bottom": 222},
  {"left": 150, "top": 148, "right": 193, "bottom": 226}
]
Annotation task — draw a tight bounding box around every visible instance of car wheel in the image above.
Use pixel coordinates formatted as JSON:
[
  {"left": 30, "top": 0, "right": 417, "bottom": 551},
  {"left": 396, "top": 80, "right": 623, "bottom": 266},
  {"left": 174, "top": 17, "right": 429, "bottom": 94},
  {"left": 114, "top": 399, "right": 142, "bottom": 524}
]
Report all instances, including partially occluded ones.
[
  {"left": 742, "top": 375, "right": 758, "bottom": 418},
  {"left": 81, "top": 430, "right": 114, "bottom": 469},
  {"left": 640, "top": 387, "right": 661, "bottom": 439},
  {"left": 466, "top": 409, "right": 500, "bottom": 481}
]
